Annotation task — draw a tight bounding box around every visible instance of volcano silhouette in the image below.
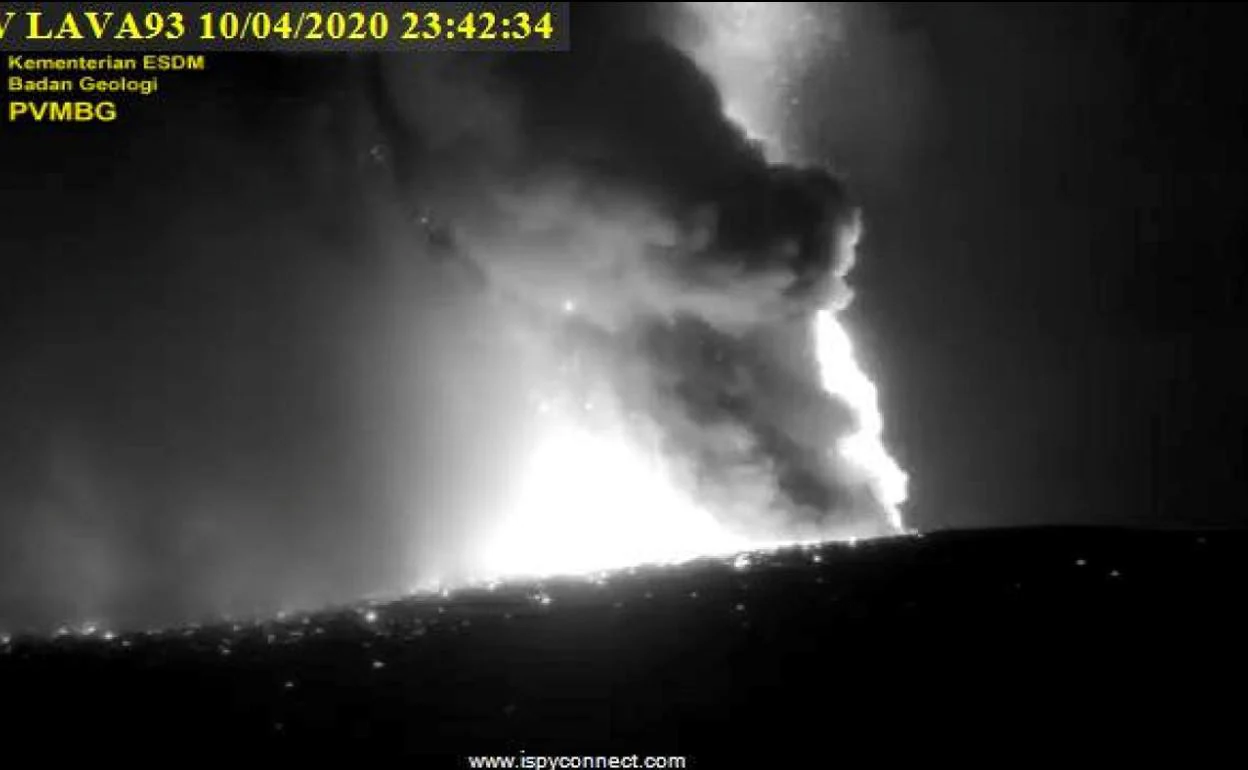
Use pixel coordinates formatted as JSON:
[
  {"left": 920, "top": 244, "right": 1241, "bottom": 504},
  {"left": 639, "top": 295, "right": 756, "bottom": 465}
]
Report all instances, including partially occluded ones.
[{"left": 2, "top": 527, "right": 1245, "bottom": 763}]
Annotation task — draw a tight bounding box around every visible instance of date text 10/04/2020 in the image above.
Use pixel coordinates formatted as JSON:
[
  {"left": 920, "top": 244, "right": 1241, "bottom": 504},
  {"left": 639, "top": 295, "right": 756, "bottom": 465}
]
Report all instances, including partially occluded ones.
[{"left": 203, "top": 10, "right": 559, "bottom": 42}]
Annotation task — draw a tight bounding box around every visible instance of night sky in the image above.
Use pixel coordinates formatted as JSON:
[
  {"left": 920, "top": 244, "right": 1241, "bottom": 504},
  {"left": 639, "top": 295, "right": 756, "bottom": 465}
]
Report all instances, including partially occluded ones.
[{"left": 2, "top": 2, "right": 1246, "bottom": 631}]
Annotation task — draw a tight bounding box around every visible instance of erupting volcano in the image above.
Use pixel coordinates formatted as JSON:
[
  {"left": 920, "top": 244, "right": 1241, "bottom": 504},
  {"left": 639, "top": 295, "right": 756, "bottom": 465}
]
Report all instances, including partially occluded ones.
[
  {"left": 424, "top": 1, "right": 911, "bottom": 581},
  {"left": 0, "top": 1, "right": 911, "bottom": 632}
]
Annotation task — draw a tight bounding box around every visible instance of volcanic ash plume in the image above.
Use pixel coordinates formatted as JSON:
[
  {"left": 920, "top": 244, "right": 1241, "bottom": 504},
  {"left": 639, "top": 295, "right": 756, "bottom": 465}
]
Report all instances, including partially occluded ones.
[
  {"left": 369, "top": 3, "right": 909, "bottom": 580},
  {"left": 0, "top": 3, "right": 909, "bottom": 632}
]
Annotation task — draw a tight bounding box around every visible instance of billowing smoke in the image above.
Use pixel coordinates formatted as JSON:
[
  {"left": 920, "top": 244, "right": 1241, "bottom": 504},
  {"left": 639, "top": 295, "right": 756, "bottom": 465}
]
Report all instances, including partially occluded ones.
[
  {"left": 367, "top": 2, "right": 905, "bottom": 571},
  {"left": 0, "top": 3, "right": 904, "bottom": 632}
]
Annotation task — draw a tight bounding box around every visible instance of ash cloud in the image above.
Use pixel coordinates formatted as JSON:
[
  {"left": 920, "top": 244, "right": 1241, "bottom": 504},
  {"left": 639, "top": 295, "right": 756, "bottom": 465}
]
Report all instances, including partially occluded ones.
[
  {"left": 0, "top": 5, "right": 892, "bottom": 632},
  {"left": 370, "top": 3, "right": 889, "bottom": 536}
]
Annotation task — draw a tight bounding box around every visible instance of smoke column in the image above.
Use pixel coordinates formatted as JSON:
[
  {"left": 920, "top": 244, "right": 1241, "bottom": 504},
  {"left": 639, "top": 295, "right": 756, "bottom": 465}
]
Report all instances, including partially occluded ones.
[
  {"left": 679, "top": 1, "right": 909, "bottom": 529},
  {"left": 0, "top": 3, "right": 908, "bottom": 633},
  {"left": 366, "top": 1, "right": 910, "bottom": 580}
]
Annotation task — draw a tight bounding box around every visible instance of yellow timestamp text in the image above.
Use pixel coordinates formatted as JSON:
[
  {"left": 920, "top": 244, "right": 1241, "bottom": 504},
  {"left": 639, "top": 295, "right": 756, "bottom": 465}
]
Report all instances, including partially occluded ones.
[
  {"left": 0, "top": 3, "right": 570, "bottom": 53},
  {"left": 196, "top": 9, "right": 555, "bottom": 43}
]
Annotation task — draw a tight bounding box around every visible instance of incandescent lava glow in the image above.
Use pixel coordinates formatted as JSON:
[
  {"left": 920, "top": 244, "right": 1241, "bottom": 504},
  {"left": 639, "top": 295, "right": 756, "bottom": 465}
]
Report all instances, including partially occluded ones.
[
  {"left": 475, "top": 414, "right": 749, "bottom": 579},
  {"left": 815, "top": 308, "right": 909, "bottom": 530}
]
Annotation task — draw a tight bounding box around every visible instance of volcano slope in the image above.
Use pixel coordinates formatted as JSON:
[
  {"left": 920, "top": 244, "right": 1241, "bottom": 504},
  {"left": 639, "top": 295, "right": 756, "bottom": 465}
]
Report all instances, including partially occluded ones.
[{"left": 2, "top": 526, "right": 1245, "bottom": 763}]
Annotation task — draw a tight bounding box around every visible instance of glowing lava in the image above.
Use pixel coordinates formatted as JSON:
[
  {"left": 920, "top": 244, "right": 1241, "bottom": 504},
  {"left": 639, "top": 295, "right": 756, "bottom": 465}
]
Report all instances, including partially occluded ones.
[
  {"left": 475, "top": 412, "right": 749, "bottom": 579},
  {"left": 815, "top": 309, "right": 909, "bottom": 530}
]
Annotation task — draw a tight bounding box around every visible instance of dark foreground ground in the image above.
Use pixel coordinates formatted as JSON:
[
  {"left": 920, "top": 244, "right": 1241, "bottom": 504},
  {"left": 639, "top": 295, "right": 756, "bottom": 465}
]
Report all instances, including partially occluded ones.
[{"left": 3, "top": 526, "right": 1246, "bottom": 764}]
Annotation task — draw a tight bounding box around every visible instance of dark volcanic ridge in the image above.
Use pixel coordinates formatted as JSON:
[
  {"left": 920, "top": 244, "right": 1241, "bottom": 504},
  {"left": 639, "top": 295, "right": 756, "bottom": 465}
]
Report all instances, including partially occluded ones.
[
  {"left": 3, "top": 527, "right": 1246, "bottom": 760},
  {"left": 3, "top": 526, "right": 1242, "bottom": 642}
]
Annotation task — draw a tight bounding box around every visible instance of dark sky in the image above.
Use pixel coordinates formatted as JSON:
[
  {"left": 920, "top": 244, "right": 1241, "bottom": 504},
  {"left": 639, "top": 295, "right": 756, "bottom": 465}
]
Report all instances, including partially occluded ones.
[
  {"left": 2, "top": 2, "right": 1246, "bottom": 630},
  {"left": 813, "top": 3, "right": 1248, "bottom": 530}
]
